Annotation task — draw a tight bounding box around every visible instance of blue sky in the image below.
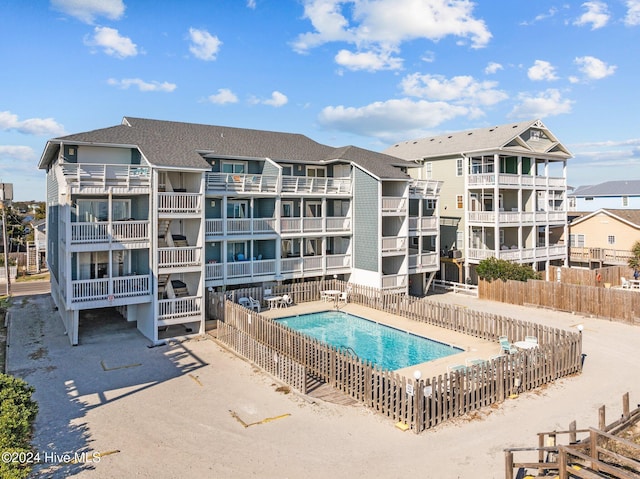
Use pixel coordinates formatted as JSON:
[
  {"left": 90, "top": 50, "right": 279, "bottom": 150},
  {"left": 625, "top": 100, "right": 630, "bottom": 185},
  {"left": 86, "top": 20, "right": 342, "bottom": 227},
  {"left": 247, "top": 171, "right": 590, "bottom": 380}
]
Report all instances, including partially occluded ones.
[{"left": 1, "top": 0, "right": 639, "bottom": 201}]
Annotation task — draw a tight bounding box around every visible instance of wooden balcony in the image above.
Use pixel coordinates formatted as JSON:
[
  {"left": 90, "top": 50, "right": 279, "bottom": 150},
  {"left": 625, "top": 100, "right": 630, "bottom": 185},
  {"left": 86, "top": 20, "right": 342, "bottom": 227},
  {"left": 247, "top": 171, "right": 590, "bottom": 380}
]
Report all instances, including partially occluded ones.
[
  {"left": 408, "top": 252, "right": 438, "bottom": 272},
  {"left": 70, "top": 221, "right": 149, "bottom": 245},
  {"left": 409, "top": 216, "right": 438, "bottom": 233},
  {"left": 158, "top": 246, "right": 202, "bottom": 268},
  {"left": 467, "top": 245, "right": 566, "bottom": 262},
  {"left": 205, "top": 172, "right": 278, "bottom": 194},
  {"left": 158, "top": 296, "right": 202, "bottom": 325},
  {"left": 468, "top": 173, "right": 566, "bottom": 189},
  {"left": 409, "top": 179, "right": 441, "bottom": 197},
  {"left": 226, "top": 259, "right": 277, "bottom": 279},
  {"left": 71, "top": 274, "right": 151, "bottom": 304},
  {"left": 60, "top": 163, "right": 150, "bottom": 194},
  {"left": 382, "top": 197, "right": 407, "bottom": 215},
  {"left": 281, "top": 176, "right": 351, "bottom": 195},
  {"left": 381, "top": 236, "right": 407, "bottom": 255},
  {"left": 158, "top": 192, "right": 201, "bottom": 215},
  {"left": 569, "top": 247, "right": 633, "bottom": 265}
]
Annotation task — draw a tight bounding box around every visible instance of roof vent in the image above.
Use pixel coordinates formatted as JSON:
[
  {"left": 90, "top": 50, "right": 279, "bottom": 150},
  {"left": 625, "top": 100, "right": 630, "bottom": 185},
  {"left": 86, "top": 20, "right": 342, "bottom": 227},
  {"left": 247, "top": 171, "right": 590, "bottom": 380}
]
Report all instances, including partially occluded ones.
[{"left": 447, "top": 135, "right": 452, "bottom": 139}]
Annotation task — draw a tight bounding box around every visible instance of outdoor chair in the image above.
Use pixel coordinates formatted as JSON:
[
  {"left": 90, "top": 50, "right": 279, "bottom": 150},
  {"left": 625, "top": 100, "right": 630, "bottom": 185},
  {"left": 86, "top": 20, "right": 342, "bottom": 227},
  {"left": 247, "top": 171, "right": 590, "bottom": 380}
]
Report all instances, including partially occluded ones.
[
  {"left": 280, "top": 294, "right": 293, "bottom": 307},
  {"left": 525, "top": 336, "right": 538, "bottom": 345},
  {"left": 238, "top": 296, "right": 261, "bottom": 313},
  {"left": 621, "top": 277, "right": 630, "bottom": 289},
  {"left": 499, "top": 336, "right": 517, "bottom": 354},
  {"left": 338, "top": 291, "right": 348, "bottom": 304}
]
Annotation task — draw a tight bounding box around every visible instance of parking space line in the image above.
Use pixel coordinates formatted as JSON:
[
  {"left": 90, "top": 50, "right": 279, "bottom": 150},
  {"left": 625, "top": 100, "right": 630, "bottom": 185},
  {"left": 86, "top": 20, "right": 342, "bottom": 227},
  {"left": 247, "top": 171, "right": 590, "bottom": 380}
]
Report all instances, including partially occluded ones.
[{"left": 100, "top": 360, "right": 142, "bottom": 371}]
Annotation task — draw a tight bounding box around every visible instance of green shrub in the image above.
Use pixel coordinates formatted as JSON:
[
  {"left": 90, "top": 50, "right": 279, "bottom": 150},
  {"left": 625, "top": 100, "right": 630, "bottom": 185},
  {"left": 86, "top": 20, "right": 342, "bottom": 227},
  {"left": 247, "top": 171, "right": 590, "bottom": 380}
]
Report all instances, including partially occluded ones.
[
  {"left": 476, "top": 256, "right": 540, "bottom": 282},
  {"left": 0, "top": 374, "right": 38, "bottom": 479}
]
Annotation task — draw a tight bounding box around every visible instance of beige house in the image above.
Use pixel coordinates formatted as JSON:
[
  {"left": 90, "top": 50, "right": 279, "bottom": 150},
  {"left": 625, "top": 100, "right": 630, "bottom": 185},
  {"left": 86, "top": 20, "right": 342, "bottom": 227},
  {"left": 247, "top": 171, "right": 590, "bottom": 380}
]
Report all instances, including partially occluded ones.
[
  {"left": 566, "top": 209, "right": 640, "bottom": 268},
  {"left": 384, "top": 119, "right": 572, "bottom": 283}
]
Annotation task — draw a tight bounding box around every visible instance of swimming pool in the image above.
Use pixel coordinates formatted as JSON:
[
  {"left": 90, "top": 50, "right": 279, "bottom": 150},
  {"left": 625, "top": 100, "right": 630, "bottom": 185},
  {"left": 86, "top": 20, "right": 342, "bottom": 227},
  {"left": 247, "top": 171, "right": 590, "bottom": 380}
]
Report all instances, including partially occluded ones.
[{"left": 275, "top": 310, "right": 462, "bottom": 371}]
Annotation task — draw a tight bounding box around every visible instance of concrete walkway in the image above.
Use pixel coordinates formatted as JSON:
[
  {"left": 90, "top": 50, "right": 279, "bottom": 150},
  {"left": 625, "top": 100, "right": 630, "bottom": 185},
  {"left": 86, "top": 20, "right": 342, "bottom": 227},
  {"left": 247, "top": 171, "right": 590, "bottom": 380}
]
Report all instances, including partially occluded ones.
[{"left": 6, "top": 291, "right": 640, "bottom": 479}]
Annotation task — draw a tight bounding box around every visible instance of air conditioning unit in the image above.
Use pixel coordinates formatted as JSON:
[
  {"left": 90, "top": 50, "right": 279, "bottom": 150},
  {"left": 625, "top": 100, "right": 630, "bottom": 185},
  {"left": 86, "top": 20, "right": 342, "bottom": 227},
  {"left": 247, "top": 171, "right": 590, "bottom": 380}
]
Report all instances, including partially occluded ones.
[{"left": 449, "top": 249, "right": 462, "bottom": 258}]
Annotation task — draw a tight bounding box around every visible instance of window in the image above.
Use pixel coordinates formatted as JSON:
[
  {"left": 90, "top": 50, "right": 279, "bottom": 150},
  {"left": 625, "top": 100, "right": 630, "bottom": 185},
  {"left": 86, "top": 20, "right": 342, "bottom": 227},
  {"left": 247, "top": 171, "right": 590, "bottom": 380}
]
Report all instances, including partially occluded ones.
[
  {"left": 281, "top": 164, "right": 293, "bottom": 176},
  {"left": 77, "top": 199, "right": 130, "bottom": 222},
  {"left": 499, "top": 229, "right": 505, "bottom": 245},
  {"left": 622, "top": 196, "right": 629, "bottom": 207},
  {"left": 607, "top": 235, "right": 615, "bottom": 245},
  {"left": 281, "top": 201, "right": 294, "bottom": 218},
  {"left": 456, "top": 158, "right": 463, "bottom": 176},
  {"left": 424, "top": 161, "right": 432, "bottom": 179},
  {"left": 456, "top": 195, "right": 463, "bottom": 209},
  {"left": 227, "top": 200, "right": 247, "bottom": 219},
  {"left": 306, "top": 166, "right": 326, "bottom": 177},
  {"left": 228, "top": 241, "right": 247, "bottom": 261},
  {"left": 221, "top": 161, "right": 245, "bottom": 174},
  {"left": 456, "top": 230, "right": 464, "bottom": 250},
  {"left": 569, "top": 234, "right": 585, "bottom": 247},
  {"left": 426, "top": 199, "right": 437, "bottom": 210},
  {"left": 585, "top": 197, "right": 593, "bottom": 201}
]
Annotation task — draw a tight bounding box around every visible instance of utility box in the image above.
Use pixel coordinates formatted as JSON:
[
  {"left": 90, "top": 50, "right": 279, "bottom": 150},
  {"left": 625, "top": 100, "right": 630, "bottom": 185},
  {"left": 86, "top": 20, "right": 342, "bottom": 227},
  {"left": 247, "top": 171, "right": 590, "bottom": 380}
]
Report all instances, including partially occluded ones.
[{"left": 0, "top": 183, "right": 13, "bottom": 202}]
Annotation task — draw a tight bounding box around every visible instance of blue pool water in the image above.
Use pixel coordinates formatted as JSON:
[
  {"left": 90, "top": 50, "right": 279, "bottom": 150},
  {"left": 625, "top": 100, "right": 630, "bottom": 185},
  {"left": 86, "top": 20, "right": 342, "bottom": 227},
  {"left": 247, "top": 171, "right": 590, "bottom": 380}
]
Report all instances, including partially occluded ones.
[{"left": 276, "top": 311, "right": 462, "bottom": 371}]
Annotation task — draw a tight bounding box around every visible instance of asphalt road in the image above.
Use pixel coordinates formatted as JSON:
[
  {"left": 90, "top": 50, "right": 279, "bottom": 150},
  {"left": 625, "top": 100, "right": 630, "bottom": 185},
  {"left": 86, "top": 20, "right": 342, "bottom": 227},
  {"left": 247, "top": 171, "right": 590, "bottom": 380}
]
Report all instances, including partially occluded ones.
[{"left": 1, "top": 279, "right": 51, "bottom": 297}]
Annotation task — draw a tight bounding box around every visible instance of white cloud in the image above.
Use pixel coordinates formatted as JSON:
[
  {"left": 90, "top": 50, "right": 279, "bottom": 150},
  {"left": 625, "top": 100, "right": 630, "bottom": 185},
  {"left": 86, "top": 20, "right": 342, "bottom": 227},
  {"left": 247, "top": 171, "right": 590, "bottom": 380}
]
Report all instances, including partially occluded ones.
[
  {"left": 188, "top": 28, "right": 222, "bottom": 61},
  {"left": 85, "top": 26, "right": 138, "bottom": 58},
  {"left": 574, "top": 1, "right": 610, "bottom": 29},
  {"left": 51, "top": 0, "right": 125, "bottom": 24},
  {"left": 400, "top": 73, "right": 508, "bottom": 106},
  {"left": 520, "top": 7, "right": 560, "bottom": 26},
  {"left": 107, "top": 78, "right": 177, "bottom": 92},
  {"left": 206, "top": 88, "right": 238, "bottom": 104},
  {"left": 625, "top": 0, "right": 640, "bottom": 26},
  {"left": 247, "top": 0, "right": 257, "bottom": 8},
  {"left": 0, "top": 145, "right": 37, "bottom": 161},
  {"left": 485, "top": 62, "right": 503, "bottom": 74},
  {"left": 335, "top": 48, "right": 402, "bottom": 71},
  {"left": 318, "top": 98, "right": 468, "bottom": 141},
  {"left": 528, "top": 60, "right": 559, "bottom": 81},
  {"left": 574, "top": 56, "right": 616, "bottom": 79},
  {"left": 509, "top": 89, "right": 573, "bottom": 118},
  {"left": 292, "top": 0, "right": 491, "bottom": 71},
  {"left": 263, "top": 91, "right": 288, "bottom": 107},
  {"left": 0, "top": 111, "right": 66, "bottom": 136}
]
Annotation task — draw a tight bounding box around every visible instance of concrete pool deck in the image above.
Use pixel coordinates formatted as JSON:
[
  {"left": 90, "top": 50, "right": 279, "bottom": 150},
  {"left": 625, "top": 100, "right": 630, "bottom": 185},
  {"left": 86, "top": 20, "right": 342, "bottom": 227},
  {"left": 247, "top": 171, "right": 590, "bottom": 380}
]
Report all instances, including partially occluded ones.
[
  {"left": 260, "top": 300, "right": 502, "bottom": 379},
  {"left": 6, "top": 291, "right": 640, "bottom": 478}
]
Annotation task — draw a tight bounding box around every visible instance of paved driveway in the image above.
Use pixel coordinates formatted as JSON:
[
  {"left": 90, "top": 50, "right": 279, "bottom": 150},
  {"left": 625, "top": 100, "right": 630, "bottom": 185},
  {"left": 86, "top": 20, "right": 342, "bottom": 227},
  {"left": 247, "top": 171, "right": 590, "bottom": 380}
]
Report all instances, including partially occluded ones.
[{"left": 6, "top": 292, "right": 640, "bottom": 479}]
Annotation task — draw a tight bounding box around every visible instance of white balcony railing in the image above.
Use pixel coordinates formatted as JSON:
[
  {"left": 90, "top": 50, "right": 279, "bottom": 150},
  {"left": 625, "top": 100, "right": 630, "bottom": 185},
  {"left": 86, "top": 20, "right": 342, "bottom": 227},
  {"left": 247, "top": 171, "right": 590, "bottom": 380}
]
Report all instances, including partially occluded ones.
[
  {"left": 158, "top": 296, "right": 202, "bottom": 321},
  {"left": 467, "top": 245, "right": 567, "bottom": 262},
  {"left": 326, "top": 254, "right": 351, "bottom": 270},
  {"left": 409, "top": 179, "right": 441, "bottom": 197},
  {"left": 71, "top": 221, "right": 149, "bottom": 244},
  {"left": 468, "top": 173, "right": 566, "bottom": 189},
  {"left": 158, "top": 192, "right": 201, "bottom": 214},
  {"left": 206, "top": 219, "right": 223, "bottom": 236},
  {"left": 408, "top": 252, "right": 438, "bottom": 270},
  {"left": 71, "top": 274, "right": 151, "bottom": 303},
  {"left": 205, "top": 173, "right": 279, "bottom": 193},
  {"left": 382, "top": 197, "right": 407, "bottom": 214},
  {"left": 281, "top": 176, "right": 351, "bottom": 195},
  {"left": 382, "top": 274, "right": 407, "bottom": 289},
  {"left": 326, "top": 217, "right": 351, "bottom": 232},
  {"left": 205, "top": 262, "right": 224, "bottom": 280},
  {"left": 409, "top": 216, "right": 438, "bottom": 232},
  {"left": 60, "top": 163, "right": 150, "bottom": 190},
  {"left": 302, "top": 217, "right": 323, "bottom": 232},
  {"left": 381, "top": 236, "right": 407, "bottom": 253},
  {"left": 158, "top": 247, "right": 202, "bottom": 268}
]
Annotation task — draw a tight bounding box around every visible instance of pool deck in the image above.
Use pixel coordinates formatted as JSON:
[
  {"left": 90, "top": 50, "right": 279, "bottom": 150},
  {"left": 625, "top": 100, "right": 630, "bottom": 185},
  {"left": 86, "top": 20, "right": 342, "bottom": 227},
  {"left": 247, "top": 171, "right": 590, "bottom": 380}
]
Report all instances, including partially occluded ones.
[{"left": 260, "top": 300, "right": 502, "bottom": 380}]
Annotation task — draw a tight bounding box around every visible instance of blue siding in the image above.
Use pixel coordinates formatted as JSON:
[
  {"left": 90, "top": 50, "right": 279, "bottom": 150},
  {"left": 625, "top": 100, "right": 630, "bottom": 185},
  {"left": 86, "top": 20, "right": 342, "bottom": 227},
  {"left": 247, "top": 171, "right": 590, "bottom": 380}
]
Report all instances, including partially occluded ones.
[{"left": 353, "top": 168, "right": 378, "bottom": 272}]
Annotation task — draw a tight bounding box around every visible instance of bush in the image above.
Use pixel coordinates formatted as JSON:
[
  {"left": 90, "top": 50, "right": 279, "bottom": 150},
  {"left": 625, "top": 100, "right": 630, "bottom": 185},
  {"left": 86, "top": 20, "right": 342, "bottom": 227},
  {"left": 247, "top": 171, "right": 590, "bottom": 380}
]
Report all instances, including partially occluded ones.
[
  {"left": 0, "top": 374, "right": 38, "bottom": 479},
  {"left": 476, "top": 256, "right": 540, "bottom": 282}
]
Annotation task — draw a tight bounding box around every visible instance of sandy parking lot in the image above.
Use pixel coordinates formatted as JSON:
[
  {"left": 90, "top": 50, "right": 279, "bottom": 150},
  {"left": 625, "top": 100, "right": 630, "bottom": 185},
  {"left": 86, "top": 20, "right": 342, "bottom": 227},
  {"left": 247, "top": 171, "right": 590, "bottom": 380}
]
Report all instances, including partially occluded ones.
[{"left": 6, "top": 291, "right": 640, "bottom": 479}]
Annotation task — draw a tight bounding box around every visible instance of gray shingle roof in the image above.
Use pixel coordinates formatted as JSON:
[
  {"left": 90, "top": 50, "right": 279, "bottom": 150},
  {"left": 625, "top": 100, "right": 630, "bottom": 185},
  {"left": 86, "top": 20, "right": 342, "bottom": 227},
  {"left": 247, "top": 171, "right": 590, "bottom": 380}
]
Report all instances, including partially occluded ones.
[
  {"left": 383, "top": 119, "right": 572, "bottom": 160},
  {"left": 569, "top": 180, "right": 640, "bottom": 197},
  {"left": 40, "top": 117, "right": 410, "bottom": 179}
]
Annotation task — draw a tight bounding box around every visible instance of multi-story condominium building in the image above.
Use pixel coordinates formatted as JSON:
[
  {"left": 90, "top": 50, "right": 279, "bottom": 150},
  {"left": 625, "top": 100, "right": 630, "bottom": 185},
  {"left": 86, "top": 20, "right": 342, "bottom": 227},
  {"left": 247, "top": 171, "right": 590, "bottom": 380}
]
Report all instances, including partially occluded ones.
[
  {"left": 384, "top": 119, "right": 571, "bottom": 283},
  {"left": 38, "top": 117, "right": 441, "bottom": 345},
  {"left": 568, "top": 180, "right": 640, "bottom": 212}
]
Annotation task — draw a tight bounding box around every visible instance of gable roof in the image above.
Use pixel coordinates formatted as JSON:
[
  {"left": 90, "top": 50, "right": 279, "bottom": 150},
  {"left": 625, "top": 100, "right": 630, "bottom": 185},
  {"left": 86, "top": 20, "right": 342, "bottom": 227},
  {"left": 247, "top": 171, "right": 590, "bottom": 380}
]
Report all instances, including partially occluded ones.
[
  {"left": 383, "top": 119, "right": 572, "bottom": 161},
  {"left": 569, "top": 180, "right": 640, "bottom": 197},
  {"left": 570, "top": 208, "right": 640, "bottom": 228},
  {"left": 39, "top": 117, "right": 411, "bottom": 180}
]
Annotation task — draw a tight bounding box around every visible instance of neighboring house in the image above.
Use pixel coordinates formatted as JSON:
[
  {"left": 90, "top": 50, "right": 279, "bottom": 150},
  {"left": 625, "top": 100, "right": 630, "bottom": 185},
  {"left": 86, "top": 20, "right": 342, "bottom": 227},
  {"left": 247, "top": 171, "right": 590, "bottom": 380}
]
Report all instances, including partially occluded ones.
[
  {"left": 568, "top": 180, "right": 640, "bottom": 212},
  {"left": 384, "top": 119, "right": 572, "bottom": 283},
  {"left": 565, "top": 208, "right": 640, "bottom": 268},
  {"left": 27, "top": 218, "right": 47, "bottom": 273},
  {"left": 38, "top": 117, "right": 441, "bottom": 346}
]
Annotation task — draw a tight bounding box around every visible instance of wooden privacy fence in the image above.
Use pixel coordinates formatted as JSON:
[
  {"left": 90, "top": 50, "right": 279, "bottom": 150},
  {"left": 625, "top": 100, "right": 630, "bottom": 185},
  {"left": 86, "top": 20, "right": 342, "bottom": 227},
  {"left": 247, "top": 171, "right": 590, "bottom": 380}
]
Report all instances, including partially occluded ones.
[
  {"left": 479, "top": 278, "right": 640, "bottom": 324},
  {"left": 549, "top": 265, "right": 634, "bottom": 287},
  {"left": 217, "top": 283, "right": 582, "bottom": 434}
]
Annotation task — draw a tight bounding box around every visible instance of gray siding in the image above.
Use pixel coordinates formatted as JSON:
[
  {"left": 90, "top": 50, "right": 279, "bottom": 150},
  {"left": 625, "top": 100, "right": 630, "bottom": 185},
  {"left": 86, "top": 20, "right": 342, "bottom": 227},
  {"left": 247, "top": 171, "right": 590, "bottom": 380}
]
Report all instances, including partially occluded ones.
[
  {"left": 45, "top": 170, "right": 59, "bottom": 283},
  {"left": 353, "top": 168, "right": 378, "bottom": 272}
]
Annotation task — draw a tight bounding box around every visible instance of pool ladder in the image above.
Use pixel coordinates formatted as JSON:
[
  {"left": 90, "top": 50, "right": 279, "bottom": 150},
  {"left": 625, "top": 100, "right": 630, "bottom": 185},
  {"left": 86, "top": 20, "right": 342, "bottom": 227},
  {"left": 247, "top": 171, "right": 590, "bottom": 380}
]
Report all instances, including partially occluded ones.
[{"left": 340, "top": 345, "right": 357, "bottom": 357}]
